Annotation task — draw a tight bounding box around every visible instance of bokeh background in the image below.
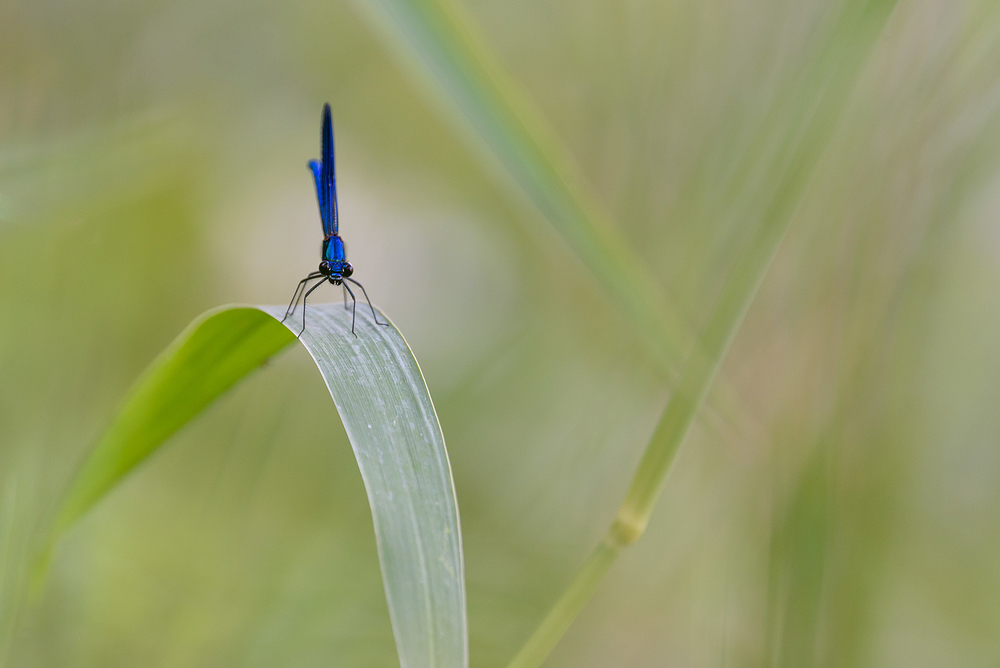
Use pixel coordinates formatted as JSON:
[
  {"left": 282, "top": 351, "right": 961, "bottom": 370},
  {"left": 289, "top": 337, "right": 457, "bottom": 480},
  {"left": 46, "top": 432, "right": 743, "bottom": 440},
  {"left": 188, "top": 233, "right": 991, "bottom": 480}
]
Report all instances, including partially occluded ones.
[{"left": 3, "top": 0, "right": 1000, "bottom": 666}]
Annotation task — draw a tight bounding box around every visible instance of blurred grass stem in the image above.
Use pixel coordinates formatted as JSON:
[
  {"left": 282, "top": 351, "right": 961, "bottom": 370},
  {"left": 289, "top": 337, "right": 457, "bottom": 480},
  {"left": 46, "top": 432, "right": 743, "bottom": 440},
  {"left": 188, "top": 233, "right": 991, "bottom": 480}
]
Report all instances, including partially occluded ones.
[
  {"left": 509, "top": 1, "right": 897, "bottom": 664},
  {"left": 356, "top": 0, "right": 691, "bottom": 376}
]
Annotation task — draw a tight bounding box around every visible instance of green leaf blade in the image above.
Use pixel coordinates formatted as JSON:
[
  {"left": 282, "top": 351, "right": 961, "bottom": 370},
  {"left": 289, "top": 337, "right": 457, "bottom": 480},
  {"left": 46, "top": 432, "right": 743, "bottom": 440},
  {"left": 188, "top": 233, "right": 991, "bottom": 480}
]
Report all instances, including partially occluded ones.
[
  {"left": 50, "top": 303, "right": 467, "bottom": 668},
  {"left": 262, "top": 303, "right": 467, "bottom": 668},
  {"left": 53, "top": 306, "right": 296, "bottom": 536}
]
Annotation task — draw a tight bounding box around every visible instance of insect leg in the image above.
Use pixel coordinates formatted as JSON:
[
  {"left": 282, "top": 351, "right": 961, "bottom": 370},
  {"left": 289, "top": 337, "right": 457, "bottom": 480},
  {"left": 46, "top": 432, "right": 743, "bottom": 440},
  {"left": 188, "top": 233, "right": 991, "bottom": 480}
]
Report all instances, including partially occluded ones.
[
  {"left": 283, "top": 272, "right": 324, "bottom": 322},
  {"left": 342, "top": 281, "right": 358, "bottom": 337},
  {"left": 345, "top": 277, "right": 389, "bottom": 327},
  {"left": 298, "top": 278, "right": 328, "bottom": 338}
]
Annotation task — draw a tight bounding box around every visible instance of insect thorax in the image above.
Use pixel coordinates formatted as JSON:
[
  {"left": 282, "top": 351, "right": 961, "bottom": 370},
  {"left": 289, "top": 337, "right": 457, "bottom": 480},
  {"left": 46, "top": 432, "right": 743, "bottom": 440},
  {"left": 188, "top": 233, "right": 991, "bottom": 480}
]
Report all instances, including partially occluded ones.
[{"left": 323, "top": 235, "right": 346, "bottom": 263}]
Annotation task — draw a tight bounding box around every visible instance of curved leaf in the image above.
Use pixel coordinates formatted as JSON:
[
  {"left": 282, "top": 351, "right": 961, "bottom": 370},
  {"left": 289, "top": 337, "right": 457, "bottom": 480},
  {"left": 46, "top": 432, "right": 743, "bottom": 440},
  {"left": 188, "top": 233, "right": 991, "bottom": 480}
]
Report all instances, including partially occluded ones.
[
  {"left": 261, "top": 303, "right": 467, "bottom": 668},
  {"left": 49, "top": 303, "right": 467, "bottom": 668},
  {"left": 51, "top": 306, "right": 296, "bottom": 535}
]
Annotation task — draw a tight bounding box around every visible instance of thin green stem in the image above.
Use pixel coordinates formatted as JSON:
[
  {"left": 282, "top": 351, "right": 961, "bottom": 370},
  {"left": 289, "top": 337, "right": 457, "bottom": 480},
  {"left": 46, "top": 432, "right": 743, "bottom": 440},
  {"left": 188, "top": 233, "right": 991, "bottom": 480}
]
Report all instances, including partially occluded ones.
[
  {"left": 498, "top": 1, "right": 900, "bottom": 665},
  {"left": 506, "top": 538, "right": 620, "bottom": 668}
]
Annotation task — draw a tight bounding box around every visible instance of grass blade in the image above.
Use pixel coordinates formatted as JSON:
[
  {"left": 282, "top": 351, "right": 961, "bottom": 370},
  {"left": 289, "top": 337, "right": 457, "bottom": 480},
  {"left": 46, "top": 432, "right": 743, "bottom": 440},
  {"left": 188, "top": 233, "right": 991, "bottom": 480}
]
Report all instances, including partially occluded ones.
[
  {"left": 47, "top": 303, "right": 467, "bottom": 668},
  {"left": 354, "top": 0, "right": 689, "bottom": 375},
  {"left": 261, "top": 303, "right": 468, "bottom": 668},
  {"left": 50, "top": 306, "right": 296, "bottom": 537}
]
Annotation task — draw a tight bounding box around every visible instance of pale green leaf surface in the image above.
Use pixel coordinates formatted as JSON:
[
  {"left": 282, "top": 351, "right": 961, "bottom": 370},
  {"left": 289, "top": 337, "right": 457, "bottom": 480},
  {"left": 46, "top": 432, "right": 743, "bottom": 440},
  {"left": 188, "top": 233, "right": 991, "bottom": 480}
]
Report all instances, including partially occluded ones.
[
  {"left": 50, "top": 303, "right": 467, "bottom": 668},
  {"left": 260, "top": 303, "right": 468, "bottom": 668}
]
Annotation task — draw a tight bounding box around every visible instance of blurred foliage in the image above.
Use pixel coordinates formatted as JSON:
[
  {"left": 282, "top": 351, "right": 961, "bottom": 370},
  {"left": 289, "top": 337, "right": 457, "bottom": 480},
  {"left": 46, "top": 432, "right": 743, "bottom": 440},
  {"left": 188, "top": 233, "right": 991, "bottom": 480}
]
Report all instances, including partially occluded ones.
[{"left": 3, "top": 0, "right": 1000, "bottom": 667}]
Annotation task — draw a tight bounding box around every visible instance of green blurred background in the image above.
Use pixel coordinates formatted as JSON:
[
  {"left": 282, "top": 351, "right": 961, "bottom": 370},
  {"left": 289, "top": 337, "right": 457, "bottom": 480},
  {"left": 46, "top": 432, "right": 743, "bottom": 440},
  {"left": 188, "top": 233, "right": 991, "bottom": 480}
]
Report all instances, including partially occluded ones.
[{"left": 3, "top": 0, "right": 1000, "bottom": 666}]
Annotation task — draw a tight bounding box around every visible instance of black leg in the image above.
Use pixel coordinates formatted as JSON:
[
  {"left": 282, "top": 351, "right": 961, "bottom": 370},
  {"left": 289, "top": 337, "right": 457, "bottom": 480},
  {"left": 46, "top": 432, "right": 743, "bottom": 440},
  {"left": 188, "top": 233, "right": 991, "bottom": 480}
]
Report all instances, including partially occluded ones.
[
  {"left": 283, "top": 279, "right": 308, "bottom": 322},
  {"left": 287, "top": 273, "right": 322, "bottom": 316},
  {"left": 283, "top": 272, "right": 323, "bottom": 322},
  {"left": 343, "top": 284, "right": 349, "bottom": 310},
  {"left": 298, "top": 278, "right": 328, "bottom": 337},
  {"left": 345, "top": 277, "right": 389, "bottom": 327},
  {"left": 342, "top": 281, "right": 358, "bottom": 337}
]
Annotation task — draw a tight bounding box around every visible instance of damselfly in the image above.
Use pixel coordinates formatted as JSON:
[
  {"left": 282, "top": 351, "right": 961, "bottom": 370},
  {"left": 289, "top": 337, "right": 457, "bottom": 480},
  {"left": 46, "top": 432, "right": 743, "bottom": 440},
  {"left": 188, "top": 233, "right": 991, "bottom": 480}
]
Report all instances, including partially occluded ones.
[{"left": 283, "top": 104, "right": 388, "bottom": 337}]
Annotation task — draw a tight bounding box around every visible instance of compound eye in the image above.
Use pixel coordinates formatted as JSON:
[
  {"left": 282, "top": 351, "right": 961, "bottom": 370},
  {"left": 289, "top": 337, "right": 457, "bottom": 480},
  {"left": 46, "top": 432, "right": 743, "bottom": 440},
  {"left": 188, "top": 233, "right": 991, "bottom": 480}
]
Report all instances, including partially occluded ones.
[
  {"left": 342, "top": 262, "right": 354, "bottom": 278},
  {"left": 318, "top": 261, "right": 332, "bottom": 275}
]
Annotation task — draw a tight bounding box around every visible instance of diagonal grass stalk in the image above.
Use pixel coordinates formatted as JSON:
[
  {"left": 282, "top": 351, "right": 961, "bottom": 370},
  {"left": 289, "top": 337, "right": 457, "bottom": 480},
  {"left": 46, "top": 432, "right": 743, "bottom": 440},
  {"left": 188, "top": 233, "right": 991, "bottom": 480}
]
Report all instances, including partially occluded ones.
[{"left": 513, "top": 2, "right": 900, "bottom": 665}]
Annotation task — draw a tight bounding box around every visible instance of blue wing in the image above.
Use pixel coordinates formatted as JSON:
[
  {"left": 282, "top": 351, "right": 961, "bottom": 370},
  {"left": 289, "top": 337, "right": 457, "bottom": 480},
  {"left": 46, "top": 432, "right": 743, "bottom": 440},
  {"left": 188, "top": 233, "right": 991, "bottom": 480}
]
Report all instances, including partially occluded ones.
[
  {"left": 308, "top": 159, "right": 324, "bottom": 230},
  {"left": 309, "top": 103, "right": 339, "bottom": 237}
]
